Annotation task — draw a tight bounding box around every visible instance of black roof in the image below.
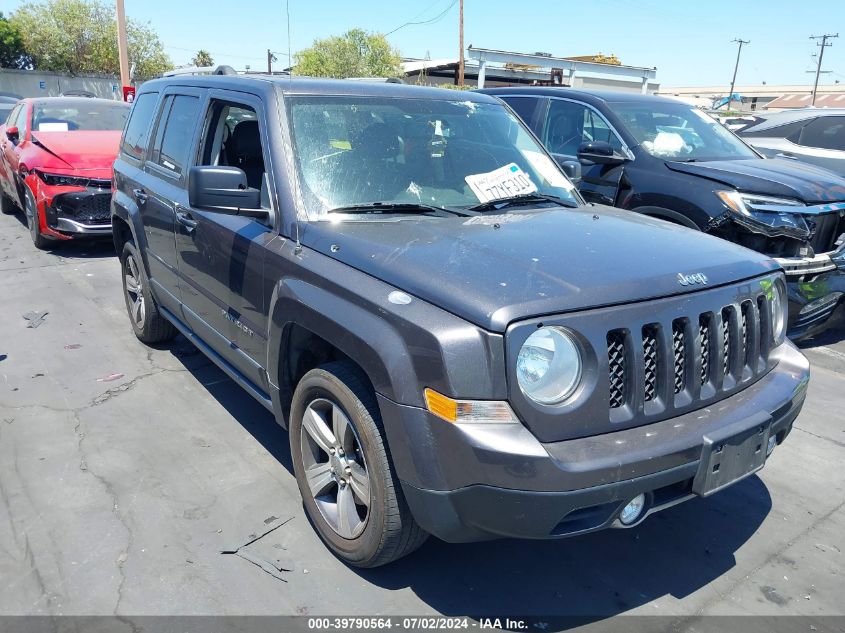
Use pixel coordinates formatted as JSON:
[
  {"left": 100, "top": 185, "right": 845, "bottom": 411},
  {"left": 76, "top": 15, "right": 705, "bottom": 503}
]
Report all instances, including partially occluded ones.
[
  {"left": 141, "top": 74, "right": 500, "bottom": 103},
  {"left": 480, "top": 86, "right": 684, "bottom": 107}
]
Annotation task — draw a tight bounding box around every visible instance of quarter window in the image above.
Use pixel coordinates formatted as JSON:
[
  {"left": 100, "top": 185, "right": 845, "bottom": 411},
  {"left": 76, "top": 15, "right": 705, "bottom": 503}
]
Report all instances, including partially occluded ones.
[
  {"left": 796, "top": 116, "right": 845, "bottom": 151},
  {"left": 150, "top": 94, "right": 200, "bottom": 175},
  {"left": 121, "top": 92, "right": 158, "bottom": 160}
]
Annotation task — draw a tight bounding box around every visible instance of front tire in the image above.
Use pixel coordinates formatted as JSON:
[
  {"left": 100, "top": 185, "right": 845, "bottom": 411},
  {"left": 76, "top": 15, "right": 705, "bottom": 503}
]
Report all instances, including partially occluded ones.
[
  {"left": 23, "top": 186, "right": 50, "bottom": 250},
  {"left": 290, "top": 361, "right": 428, "bottom": 567},
  {"left": 120, "top": 240, "right": 177, "bottom": 344}
]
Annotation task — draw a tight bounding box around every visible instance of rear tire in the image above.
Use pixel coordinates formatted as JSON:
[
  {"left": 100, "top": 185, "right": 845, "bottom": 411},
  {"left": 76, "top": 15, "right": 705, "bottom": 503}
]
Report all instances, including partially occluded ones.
[
  {"left": 120, "top": 240, "right": 177, "bottom": 344},
  {"left": 290, "top": 361, "right": 428, "bottom": 567},
  {"left": 23, "top": 186, "right": 50, "bottom": 250}
]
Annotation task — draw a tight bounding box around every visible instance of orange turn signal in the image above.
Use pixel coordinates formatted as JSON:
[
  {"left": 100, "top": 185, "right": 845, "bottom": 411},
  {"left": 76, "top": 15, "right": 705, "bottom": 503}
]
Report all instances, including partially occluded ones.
[{"left": 424, "top": 388, "right": 458, "bottom": 423}]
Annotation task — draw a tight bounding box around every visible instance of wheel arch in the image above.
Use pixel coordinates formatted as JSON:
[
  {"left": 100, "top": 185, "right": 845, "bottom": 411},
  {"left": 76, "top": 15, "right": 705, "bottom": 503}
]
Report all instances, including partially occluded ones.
[
  {"left": 632, "top": 205, "right": 702, "bottom": 230},
  {"left": 267, "top": 279, "right": 417, "bottom": 428}
]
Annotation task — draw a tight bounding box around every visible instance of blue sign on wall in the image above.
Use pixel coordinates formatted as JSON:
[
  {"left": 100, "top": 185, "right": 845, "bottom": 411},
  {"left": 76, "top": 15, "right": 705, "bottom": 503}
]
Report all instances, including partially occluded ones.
[{"left": 39, "top": 81, "right": 46, "bottom": 89}]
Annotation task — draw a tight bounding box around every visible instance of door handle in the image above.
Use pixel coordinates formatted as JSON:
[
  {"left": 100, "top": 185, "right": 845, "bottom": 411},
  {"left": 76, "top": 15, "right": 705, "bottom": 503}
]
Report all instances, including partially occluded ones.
[
  {"left": 132, "top": 188, "right": 148, "bottom": 204},
  {"left": 775, "top": 152, "right": 796, "bottom": 160},
  {"left": 176, "top": 208, "right": 198, "bottom": 232}
]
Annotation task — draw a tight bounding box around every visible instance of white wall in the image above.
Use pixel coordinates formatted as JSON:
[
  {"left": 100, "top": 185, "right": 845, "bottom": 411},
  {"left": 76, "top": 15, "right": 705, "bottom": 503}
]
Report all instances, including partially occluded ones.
[{"left": 0, "top": 69, "right": 123, "bottom": 100}]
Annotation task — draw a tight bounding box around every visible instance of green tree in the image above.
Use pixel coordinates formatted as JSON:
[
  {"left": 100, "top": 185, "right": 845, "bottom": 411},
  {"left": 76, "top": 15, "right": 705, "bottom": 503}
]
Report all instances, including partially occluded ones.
[
  {"left": 293, "top": 29, "right": 401, "bottom": 79},
  {"left": 0, "top": 11, "right": 32, "bottom": 69},
  {"left": 192, "top": 49, "right": 213, "bottom": 67},
  {"left": 10, "top": 0, "right": 172, "bottom": 78}
]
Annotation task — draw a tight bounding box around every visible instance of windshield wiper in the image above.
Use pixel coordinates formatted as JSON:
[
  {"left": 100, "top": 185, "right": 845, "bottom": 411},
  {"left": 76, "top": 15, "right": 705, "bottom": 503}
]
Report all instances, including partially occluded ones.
[
  {"left": 467, "top": 193, "right": 577, "bottom": 212},
  {"left": 327, "top": 202, "right": 471, "bottom": 217}
]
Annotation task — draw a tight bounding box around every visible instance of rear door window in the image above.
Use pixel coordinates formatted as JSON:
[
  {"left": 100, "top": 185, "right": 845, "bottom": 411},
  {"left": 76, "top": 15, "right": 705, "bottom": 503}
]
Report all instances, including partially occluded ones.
[
  {"left": 150, "top": 94, "right": 201, "bottom": 176},
  {"left": 121, "top": 92, "right": 159, "bottom": 160},
  {"left": 501, "top": 96, "right": 543, "bottom": 130},
  {"left": 796, "top": 116, "right": 845, "bottom": 150}
]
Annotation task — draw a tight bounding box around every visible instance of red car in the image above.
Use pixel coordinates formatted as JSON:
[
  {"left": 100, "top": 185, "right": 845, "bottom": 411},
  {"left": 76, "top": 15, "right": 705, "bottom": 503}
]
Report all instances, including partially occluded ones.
[{"left": 0, "top": 97, "right": 129, "bottom": 249}]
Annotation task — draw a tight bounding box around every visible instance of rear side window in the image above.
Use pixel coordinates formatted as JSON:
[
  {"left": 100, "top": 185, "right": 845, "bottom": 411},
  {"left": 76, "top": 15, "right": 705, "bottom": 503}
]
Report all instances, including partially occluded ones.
[
  {"left": 502, "top": 97, "right": 542, "bottom": 130},
  {"left": 121, "top": 92, "right": 159, "bottom": 160},
  {"left": 796, "top": 116, "right": 845, "bottom": 150},
  {"left": 150, "top": 95, "right": 200, "bottom": 175}
]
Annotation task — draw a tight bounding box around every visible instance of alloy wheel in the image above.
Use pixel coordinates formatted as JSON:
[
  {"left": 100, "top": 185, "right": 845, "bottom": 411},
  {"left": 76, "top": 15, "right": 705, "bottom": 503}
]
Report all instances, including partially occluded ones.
[
  {"left": 124, "top": 254, "right": 146, "bottom": 329},
  {"left": 300, "top": 397, "right": 371, "bottom": 539}
]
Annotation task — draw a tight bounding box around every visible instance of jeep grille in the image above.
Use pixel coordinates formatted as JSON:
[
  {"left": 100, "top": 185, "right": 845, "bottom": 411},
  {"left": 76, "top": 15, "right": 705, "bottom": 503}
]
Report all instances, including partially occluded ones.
[{"left": 607, "top": 293, "right": 771, "bottom": 411}]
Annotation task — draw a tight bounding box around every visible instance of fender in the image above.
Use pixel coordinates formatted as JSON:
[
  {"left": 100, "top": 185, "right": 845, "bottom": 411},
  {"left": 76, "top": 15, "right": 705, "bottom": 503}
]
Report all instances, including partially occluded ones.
[
  {"left": 266, "top": 277, "right": 417, "bottom": 423},
  {"left": 111, "top": 173, "right": 149, "bottom": 271},
  {"left": 630, "top": 205, "right": 702, "bottom": 230}
]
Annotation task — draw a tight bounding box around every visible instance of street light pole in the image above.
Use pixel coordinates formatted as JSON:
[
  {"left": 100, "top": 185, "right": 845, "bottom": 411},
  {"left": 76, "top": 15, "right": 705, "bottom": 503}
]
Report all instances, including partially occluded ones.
[
  {"left": 457, "top": 0, "right": 465, "bottom": 86},
  {"left": 810, "top": 33, "right": 838, "bottom": 106},
  {"left": 115, "top": 0, "right": 130, "bottom": 88},
  {"left": 727, "top": 38, "right": 749, "bottom": 111}
]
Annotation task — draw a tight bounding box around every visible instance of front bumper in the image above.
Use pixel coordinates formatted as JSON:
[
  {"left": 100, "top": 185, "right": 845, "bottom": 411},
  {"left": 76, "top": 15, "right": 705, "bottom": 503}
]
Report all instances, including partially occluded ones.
[
  {"left": 783, "top": 247, "right": 845, "bottom": 339},
  {"left": 25, "top": 173, "right": 113, "bottom": 241},
  {"left": 380, "top": 341, "right": 809, "bottom": 543}
]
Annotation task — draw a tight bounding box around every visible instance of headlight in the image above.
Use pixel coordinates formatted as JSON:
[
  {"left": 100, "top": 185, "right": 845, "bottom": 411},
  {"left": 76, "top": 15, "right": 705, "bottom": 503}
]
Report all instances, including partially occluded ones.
[
  {"left": 516, "top": 326, "right": 582, "bottom": 405},
  {"left": 35, "top": 171, "right": 91, "bottom": 187},
  {"left": 769, "top": 278, "right": 787, "bottom": 345},
  {"left": 716, "top": 190, "right": 811, "bottom": 240}
]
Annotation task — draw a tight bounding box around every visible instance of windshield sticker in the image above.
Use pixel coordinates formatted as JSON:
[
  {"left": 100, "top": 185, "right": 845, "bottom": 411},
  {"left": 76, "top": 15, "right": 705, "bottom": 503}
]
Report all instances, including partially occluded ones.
[
  {"left": 465, "top": 163, "right": 538, "bottom": 203},
  {"left": 646, "top": 131, "right": 686, "bottom": 156},
  {"left": 522, "top": 150, "right": 575, "bottom": 191},
  {"left": 38, "top": 122, "right": 69, "bottom": 132}
]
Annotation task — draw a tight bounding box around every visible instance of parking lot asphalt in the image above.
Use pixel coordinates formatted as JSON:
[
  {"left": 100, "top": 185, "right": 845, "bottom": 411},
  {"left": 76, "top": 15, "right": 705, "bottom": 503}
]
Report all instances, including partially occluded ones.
[{"left": 0, "top": 209, "right": 844, "bottom": 622}]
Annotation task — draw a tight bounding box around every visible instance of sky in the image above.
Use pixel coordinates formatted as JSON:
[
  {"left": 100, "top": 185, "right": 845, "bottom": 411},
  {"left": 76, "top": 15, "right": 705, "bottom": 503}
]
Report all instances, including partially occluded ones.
[{"left": 5, "top": 0, "right": 845, "bottom": 87}]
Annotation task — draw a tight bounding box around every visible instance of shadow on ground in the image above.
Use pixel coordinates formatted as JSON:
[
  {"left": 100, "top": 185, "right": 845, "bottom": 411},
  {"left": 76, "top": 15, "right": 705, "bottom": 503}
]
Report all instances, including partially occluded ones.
[
  {"left": 6, "top": 210, "right": 116, "bottom": 259},
  {"left": 168, "top": 335, "right": 771, "bottom": 623}
]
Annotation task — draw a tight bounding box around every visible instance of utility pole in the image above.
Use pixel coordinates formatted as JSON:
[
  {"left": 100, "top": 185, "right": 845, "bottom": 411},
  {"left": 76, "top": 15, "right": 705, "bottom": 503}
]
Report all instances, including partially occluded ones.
[
  {"left": 267, "top": 49, "right": 273, "bottom": 74},
  {"left": 115, "top": 0, "right": 130, "bottom": 89},
  {"left": 810, "top": 33, "right": 838, "bottom": 106},
  {"left": 457, "top": 0, "right": 465, "bottom": 86},
  {"left": 727, "top": 38, "right": 749, "bottom": 111}
]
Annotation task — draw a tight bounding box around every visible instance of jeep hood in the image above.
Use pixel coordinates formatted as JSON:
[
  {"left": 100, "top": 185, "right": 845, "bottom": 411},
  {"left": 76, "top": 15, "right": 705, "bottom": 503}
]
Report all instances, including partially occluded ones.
[
  {"left": 665, "top": 158, "right": 845, "bottom": 204},
  {"left": 31, "top": 131, "right": 121, "bottom": 170},
  {"left": 302, "top": 206, "right": 778, "bottom": 332}
]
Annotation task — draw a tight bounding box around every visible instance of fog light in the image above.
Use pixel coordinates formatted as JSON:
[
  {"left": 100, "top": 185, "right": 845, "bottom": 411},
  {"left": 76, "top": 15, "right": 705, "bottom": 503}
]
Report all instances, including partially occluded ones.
[
  {"left": 619, "top": 494, "right": 646, "bottom": 525},
  {"left": 767, "top": 435, "right": 777, "bottom": 456}
]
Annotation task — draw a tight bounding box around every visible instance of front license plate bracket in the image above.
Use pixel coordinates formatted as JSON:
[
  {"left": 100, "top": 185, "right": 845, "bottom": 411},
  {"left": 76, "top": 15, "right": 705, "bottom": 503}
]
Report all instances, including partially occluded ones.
[{"left": 692, "top": 411, "right": 773, "bottom": 497}]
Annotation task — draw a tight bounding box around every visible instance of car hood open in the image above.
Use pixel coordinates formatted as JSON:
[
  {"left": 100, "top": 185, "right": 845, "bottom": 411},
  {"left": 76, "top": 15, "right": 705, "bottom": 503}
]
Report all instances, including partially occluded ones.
[
  {"left": 302, "top": 205, "right": 778, "bottom": 332},
  {"left": 31, "top": 131, "right": 122, "bottom": 170},
  {"left": 665, "top": 158, "right": 845, "bottom": 204}
]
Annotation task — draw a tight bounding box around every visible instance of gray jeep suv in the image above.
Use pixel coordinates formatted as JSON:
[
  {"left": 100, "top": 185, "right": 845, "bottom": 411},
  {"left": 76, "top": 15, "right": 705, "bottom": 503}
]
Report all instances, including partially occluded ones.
[{"left": 111, "top": 76, "right": 809, "bottom": 567}]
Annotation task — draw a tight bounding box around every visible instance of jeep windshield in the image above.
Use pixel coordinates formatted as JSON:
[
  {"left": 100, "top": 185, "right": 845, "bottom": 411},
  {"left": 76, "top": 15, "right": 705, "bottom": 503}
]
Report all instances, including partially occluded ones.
[
  {"left": 287, "top": 96, "right": 581, "bottom": 220},
  {"left": 612, "top": 101, "right": 759, "bottom": 161}
]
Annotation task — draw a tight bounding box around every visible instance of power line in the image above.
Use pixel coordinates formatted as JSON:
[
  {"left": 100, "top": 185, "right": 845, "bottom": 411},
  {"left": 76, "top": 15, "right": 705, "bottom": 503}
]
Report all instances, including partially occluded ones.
[{"left": 385, "top": 0, "right": 458, "bottom": 36}]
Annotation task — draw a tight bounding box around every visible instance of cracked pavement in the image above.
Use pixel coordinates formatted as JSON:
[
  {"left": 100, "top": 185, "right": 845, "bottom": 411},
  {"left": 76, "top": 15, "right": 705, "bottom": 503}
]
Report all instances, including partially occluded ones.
[{"left": 0, "top": 210, "right": 843, "bottom": 621}]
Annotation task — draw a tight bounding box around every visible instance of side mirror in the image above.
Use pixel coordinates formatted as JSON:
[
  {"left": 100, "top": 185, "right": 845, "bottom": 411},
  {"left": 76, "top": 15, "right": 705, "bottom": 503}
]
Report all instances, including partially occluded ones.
[
  {"left": 553, "top": 154, "right": 582, "bottom": 184},
  {"left": 5, "top": 126, "right": 19, "bottom": 144},
  {"left": 577, "top": 140, "right": 627, "bottom": 166},
  {"left": 188, "top": 166, "right": 265, "bottom": 217}
]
